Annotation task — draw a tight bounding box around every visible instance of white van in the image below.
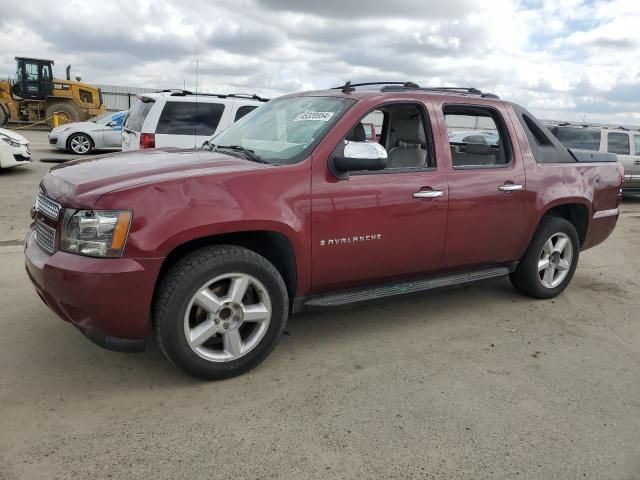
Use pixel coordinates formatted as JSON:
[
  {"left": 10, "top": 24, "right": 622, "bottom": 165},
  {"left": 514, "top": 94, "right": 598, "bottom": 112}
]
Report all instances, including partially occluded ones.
[
  {"left": 547, "top": 121, "right": 640, "bottom": 193},
  {"left": 121, "top": 90, "right": 267, "bottom": 151}
]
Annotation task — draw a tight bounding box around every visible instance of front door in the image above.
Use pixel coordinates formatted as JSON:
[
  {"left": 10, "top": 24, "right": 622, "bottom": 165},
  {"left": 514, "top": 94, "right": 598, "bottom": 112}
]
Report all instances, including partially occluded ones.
[
  {"left": 436, "top": 102, "right": 526, "bottom": 269},
  {"left": 311, "top": 101, "right": 448, "bottom": 293},
  {"left": 102, "top": 114, "right": 125, "bottom": 147}
]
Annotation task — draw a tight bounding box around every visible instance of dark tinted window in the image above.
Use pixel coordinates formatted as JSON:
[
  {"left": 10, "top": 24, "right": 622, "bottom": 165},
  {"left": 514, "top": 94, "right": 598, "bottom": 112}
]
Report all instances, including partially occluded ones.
[
  {"left": 125, "top": 98, "right": 154, "bottom": 132},
  {"left": 156, "top": 102, "right": 225, "bottom": 136},
  {"left": 607, "top": 132, "right": 630, "bottom": 155},
  {"left": 552, "top": 127, "right": 600, "bottom": 151},
  {"left": 234, "top": 105, "right": 257, "bottom": 121}
]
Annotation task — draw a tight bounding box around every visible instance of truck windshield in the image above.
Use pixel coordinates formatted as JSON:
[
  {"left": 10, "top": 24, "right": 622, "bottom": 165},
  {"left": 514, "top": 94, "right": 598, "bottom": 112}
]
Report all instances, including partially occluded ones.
[{"left": 208, "top": 96, "right": 355, "bottom": 164}]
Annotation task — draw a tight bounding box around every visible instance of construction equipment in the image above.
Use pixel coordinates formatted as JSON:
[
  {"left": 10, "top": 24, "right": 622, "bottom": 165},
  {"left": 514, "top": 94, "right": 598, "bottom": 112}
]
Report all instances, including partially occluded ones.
[{"left": 0, "top": 57, "right": 106, "bottom": 128}]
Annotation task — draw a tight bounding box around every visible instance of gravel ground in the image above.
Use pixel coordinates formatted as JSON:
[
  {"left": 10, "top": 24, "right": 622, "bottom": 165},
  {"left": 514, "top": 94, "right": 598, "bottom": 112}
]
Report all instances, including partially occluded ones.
[{"left": 1, "top": 130, "right": 639, "bottom": 479}]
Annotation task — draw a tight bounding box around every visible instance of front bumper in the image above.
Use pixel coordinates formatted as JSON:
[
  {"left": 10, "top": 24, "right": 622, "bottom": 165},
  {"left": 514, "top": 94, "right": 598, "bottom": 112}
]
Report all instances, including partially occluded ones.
[
  {"left": 0, "top": 143, "right": 31, "bottom": 168},
  {"left": 24, "top": 226, "right": 164, "bottom": 352},
  {"left": 47, "top": 133, "right": 66, "bottom": 149}
]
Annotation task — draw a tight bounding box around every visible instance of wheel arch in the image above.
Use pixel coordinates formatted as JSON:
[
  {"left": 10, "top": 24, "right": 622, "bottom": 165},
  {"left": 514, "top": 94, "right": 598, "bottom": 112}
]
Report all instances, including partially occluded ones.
[
  {"left": 153, "top": 230, "right": 298, "bottom": 313},
  {"left": 539, "top": 201, "right": 589, "bottom": 246}
]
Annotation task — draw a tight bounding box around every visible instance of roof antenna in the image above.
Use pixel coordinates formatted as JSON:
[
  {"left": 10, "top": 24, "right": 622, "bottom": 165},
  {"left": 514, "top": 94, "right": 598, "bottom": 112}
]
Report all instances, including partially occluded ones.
[
  {"left": 341, "top": 81, "right": 355, "bottom": 93},
  {"left": 194, "top": 59, "right": 199, "bottom": 148}
]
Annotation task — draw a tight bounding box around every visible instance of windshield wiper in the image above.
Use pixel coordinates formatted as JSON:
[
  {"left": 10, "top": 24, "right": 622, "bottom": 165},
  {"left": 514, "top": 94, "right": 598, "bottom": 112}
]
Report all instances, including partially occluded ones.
[{"left": 213, "top": 144, "right": 268, "bottom": 164}]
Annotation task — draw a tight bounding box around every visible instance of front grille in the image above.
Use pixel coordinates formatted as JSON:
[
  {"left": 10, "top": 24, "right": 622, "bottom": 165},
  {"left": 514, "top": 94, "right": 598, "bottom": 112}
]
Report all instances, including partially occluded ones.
[
  {"left": 35, "top": 220, "right": 56, "bottom": 254},
  {"left": 35, "top": 190, "right": 62, "bottom": 220}
]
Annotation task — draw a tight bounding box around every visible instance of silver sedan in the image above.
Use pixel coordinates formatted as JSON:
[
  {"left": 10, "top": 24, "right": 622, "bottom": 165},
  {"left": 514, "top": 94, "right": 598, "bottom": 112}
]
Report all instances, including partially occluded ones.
[{"left": 48, "top": 111, "right": 127, "bottom": 155}]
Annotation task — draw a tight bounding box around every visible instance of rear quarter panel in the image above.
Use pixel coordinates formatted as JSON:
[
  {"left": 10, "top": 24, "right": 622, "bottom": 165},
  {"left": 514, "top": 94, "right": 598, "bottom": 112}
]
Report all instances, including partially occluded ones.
[{"left": 507, "top": 106, "right": 622, "bottom": 254}]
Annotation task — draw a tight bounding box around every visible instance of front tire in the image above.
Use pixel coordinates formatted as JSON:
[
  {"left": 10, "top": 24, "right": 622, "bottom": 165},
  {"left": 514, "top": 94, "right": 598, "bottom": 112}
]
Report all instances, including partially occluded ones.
[
  {"left": 45, "top": 102, "right": 80, "bottom": 128},
  {"left": 67, "top": 133, "right": 94, "bottom": 155},
  {"left": 510, "top": 216, "right": 580, "bottom": 299},
  {"left": 154, "top": 245, "right": 289, "bottom": 380}
]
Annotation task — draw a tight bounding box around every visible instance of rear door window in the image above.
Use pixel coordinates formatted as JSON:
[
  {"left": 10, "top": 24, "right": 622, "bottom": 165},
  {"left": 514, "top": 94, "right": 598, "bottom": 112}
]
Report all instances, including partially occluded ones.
[
  {"left": 444, "top": 106, "right": 511, "bottom": 168},
  {"left": 607, "top": 132, "right": 630, "bottom": 155},
  {"left": 125, "top": 98, "right": 154, "bottom": 132},
  {"left": 156, "top": 102, "right": 225, "bottom": 136},
  {"left": 633, "top": 135, "right": 640, "bottom": 156},
  {"left": 551, "top": 127, "right": 601, "bottom": 151},
  {"left": 234, "top": 105, "right": 257, "bottom": 121}
]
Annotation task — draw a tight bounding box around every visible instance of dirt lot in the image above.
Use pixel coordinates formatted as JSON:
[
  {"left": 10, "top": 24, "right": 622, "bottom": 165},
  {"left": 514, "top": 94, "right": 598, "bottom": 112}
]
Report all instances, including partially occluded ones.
[{"left": 1, "top": 130, "right": 639, "bottom": 480}]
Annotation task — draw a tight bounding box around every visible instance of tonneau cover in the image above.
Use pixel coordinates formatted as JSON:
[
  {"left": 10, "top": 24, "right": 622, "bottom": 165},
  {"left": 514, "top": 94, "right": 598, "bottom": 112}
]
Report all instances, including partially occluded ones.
[{"left": 569, "top": 149, "right": 617, "bottom": 163}]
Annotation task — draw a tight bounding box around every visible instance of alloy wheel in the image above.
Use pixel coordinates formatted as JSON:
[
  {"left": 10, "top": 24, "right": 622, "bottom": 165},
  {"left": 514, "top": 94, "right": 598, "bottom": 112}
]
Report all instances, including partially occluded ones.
[
  {"left": 538, "top": 232, "right": 573, "bottom": 288},
  {"left": 183, "top": 273, "right": 272, "bottom": 362},
  {"left": 70, "top": 135, "right": 91, "bottom": 154}
]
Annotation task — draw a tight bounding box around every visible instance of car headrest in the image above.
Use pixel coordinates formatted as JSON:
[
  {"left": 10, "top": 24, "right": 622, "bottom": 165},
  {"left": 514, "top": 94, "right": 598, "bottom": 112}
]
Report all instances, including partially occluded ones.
[
  {"left": 395, "top": 119, "right": 426, "bottom": 145},
  {"left": 346, "top": 123, "right": 366, "bottom": 142},
  {"left": 463, "top": 143, "right": 493, "bottom": 154}
]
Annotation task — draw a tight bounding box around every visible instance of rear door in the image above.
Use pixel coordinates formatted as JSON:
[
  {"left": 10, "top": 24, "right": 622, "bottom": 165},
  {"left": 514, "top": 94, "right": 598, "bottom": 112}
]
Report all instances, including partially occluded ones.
[
  {"left": 435, "top": 101, "right": 526, "bottom": 269},
  {"left": 631, "top": 134, "right": 640, "bottom": 187},
  {"left": 606, "top": 131, "right": 637, "bottom": 188},
  {"left": 154, "top": 99, "right": 229, "bottom": 148},
  {"left": 122, "top": 97, "right": 154, "bottom": 151}
]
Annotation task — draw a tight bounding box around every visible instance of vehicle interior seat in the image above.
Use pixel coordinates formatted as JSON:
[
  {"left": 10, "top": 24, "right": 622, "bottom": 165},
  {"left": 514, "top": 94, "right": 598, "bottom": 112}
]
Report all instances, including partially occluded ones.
[
  {"left": 451, "top": 142, "right": 499, "bottom": 166},
  {"left": 387, "top": 119, "right": 427, "bottom": 168}
]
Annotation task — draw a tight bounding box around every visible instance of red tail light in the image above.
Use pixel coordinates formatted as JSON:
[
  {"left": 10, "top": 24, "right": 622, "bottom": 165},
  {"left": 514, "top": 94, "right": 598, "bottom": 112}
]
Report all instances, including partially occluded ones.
[{"left": 140, "top": 133, "right": 155, "bottom": 149}]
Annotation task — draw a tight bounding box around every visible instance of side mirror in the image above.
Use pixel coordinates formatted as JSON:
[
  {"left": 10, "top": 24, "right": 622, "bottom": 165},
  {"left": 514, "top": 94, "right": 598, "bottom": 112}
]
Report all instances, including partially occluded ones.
[
  {"left": 330, "top": 141, "right": 387, "bottom": 179},
  {"left": 106, "top": 121, "right": 116, "bottom": 127}
]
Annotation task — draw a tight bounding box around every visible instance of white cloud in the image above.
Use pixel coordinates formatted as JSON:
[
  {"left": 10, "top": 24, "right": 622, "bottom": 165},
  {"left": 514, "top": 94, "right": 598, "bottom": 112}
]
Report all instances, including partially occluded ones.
[{"left": 0, "top": 0, "right": 639, "bottom": 124}]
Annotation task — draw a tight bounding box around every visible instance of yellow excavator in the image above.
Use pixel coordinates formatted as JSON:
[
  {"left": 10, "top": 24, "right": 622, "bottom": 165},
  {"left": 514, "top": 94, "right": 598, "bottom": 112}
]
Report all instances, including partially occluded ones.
[{"left": 0, "top": 57, "right": 106, "bottom": 127}]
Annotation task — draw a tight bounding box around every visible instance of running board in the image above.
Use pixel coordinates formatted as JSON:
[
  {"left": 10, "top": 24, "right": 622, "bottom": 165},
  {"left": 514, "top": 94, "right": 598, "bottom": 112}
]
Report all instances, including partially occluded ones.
[{"left": 303, "top": 267, "right": 511, "bottom": 310}]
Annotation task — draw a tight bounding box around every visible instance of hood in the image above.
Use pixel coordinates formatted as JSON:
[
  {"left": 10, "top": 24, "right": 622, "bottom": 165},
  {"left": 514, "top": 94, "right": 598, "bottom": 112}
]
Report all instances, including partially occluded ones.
[
  {"left": 41, "top": 148, "right": 272, "bottom": 208},
  {"left": 51, "top": 121, "right": 101, "bottom": 135},
  {"left": 0, "top": 128, "right": 29, "bottom": 145}
]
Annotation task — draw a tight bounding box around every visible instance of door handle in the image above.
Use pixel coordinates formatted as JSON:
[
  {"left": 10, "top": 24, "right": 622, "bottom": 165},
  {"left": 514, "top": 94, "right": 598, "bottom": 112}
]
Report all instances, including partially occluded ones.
[
  {"left": 634, "top": 160, "right": 640, "bottom": 166},
  {"left": 413, "top": 189, "right": 444, "bottom": 199},
  {"left": 498, "top": 183, "right": 523, "bottom": 192}
]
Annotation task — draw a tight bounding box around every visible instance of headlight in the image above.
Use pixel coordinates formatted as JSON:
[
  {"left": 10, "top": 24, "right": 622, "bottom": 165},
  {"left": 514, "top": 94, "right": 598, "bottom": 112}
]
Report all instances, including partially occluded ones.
[
  {"left": 0, "top": 134, "right": 21, "bottom": 148},
  {"left": 60, "top": 209, "right": 132, "bottom": 258}
]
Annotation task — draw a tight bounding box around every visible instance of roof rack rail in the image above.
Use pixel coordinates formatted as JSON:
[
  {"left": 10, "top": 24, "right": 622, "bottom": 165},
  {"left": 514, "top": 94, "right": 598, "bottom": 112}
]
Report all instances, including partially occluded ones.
[
  {"left": 332, "top": 81, "right": 419, "bottom": 93},
  {"left": 227, "top": 93, "right": 269, "bottom": 102},
  {"left": 332, "top": 81, "right": 499, "bottom": 98},
  {"left": 381, "top": 85, "right": 500, "bottom": 99},
  {"left": 154, "top": 89, "right": 269, "bottom": 102},
  {"left": 157, "top": 89, "right": 193, "bottom": 96}
]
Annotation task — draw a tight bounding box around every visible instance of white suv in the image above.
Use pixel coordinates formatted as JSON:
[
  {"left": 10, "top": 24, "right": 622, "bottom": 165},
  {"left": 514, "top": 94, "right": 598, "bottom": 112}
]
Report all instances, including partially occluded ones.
[
  {"left": 121, "top": 90, "right": 267, "bottom": 151},
  {"left": 547, "top": 121, "right": 640, "bottom": 193}
]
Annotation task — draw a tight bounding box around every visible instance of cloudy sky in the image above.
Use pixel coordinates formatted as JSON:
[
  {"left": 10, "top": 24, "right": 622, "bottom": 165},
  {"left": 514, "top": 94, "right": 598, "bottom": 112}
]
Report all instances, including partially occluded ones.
[{"left": 1, "top": 0, "right": 639, "bottom": 124}]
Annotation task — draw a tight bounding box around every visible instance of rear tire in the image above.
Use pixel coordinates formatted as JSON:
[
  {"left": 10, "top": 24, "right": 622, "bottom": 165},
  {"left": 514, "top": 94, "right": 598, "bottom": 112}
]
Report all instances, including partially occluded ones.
[
  {"left": 510, "top": 216, "right": 580, "bottom": 299},
  {"left": 154, "top": 245, "right": 289, "bottom": 380},
  {"left": 45, "top": 103, "right": 80, "bottom": 128}
]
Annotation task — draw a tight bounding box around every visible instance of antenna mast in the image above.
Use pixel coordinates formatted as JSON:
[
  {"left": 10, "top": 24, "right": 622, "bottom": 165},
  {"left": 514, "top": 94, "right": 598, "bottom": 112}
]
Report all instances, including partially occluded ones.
[{"left": 194, "top": 59, "right": 199, "bottom": 147}]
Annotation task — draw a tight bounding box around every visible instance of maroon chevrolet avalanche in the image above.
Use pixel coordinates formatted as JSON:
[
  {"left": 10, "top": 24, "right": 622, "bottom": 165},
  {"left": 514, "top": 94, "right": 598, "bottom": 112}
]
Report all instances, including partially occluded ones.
[{"left": 25, "top": 82, "right": 623, "bottom": 379}]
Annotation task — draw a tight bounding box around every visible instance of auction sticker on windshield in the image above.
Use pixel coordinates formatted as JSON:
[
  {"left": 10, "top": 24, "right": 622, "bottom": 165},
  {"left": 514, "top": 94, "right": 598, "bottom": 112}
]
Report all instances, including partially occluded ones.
[{"left": 294, "top": 112, "right": 335, "bottom": 122}]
